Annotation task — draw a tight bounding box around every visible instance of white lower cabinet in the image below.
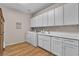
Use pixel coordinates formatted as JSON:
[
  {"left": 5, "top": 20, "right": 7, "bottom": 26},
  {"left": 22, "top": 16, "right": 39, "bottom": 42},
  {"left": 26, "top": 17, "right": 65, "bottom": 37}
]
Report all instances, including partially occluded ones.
[
  {"left": 38, "top": 35, "right": 51, "bottom": 51},
  {"left": 63, "top": 43, "right": 78, "bottom": 56},
  {"left": 26, "top": 32, "right": 37, "bottom": 47},
  {"left": 38, "top": 35, "right": 44, "bottom": 48},
  {"left": 51, "top": 37, "right": 63, "bottom": 56},
  {"left": 43, "top": 36, "right": 51, "bottom": 51},
  {"left": 26, "top": 32, "right": 31, "bottom": 43},
  {"left": 28, "top": 32, "right": 79, "bottom": 56},
  {"left": 51, "top": 37, "right": 79, "bottom": 56},
  {"left": 63, "top": 39, "right": 78, "bottom": 56},
  {"left": 30, "top": 33, "right": 37, "bottom": 47}
]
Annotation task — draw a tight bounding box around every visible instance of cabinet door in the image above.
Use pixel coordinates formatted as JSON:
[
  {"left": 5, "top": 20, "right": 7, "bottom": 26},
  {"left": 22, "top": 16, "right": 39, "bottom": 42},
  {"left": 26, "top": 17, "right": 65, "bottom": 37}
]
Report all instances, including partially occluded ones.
[
  {"left": 32, "top": 37, "right": 37, "bottom": 47},
  {"left": 35, "top": 16, "right": 38, "bottom": 27},
  {"left": 52, "top": 37, "right": 63, "bottom": 56},
  {"left": 29, "top": 33, "right": 32, "bottom": 44},
  {"left": 51, "top": 37, "right": 54, "bottom": 53},
  {"left": 32, "top": 17, "right": 37, "bottom": 27},
  {"left": 55, "top": 6, "right": 63, "bottom": 26},
  {"left": 31, "top": 33, "right": 37, "bottom": 47},
  {"left": 26, "top": 32, "right": 31, "bottom": 43},
  {"left": 48, "top": 10, "right": 54, "bottom": 26},
  {"left": 63, "top": 43, "right": 78, "bottom": 56},
  {"left": 42, "top": 12, "right": 48, "bottom": 26},
  {"left": 31, "top": 18, "right": 35, "bottom": 27},
  {"left": 38, "top": 35, "right": 43, "bottom": 48},
  {"left": 37, "top": 15, "right": 40, "bottom": 27},
  {"left": 64, "top": 3, "right": 78, "bottom": 25},
  {"left": 43, "top": 36, "right": 51, "bottom": 51},
  {"left": 39, "top": 15, "right": 43, "bottom": 27}
]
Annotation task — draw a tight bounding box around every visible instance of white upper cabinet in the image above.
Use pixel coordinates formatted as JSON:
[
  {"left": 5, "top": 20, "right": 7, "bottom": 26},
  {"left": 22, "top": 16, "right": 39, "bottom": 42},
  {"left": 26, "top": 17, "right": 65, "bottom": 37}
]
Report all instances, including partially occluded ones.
[
  {"left": 42, "top": 12, "right": 48, "bottom": 26},
  {"left": 32, "top": 15, "right": 42, "bottom": 27},
  {"left": 31, "top": 16, "right": 39, "bottom": 27},
  {"left": 55, "top": 6, "right": 64, "bottom": 26},
  {"left": 48, "top": 9, "right": 55, "bottom": 26},
  {"left": 35, "top": 16, "right": 38, "bottom": 27},
  {"left": 38, "top": 15, "right": 43, "bottom": 27},
  {"left": 31, "top": 18, "right": 34, "bottom": 27},
  {"left": 64, "top": 3, "right": 78, "bottom": 25},
  {"left": 31, "top": 3, "right": 79, "bottom": 27},
  {"left": 31, "top": 17, "right": 36, "bottom": 27}
]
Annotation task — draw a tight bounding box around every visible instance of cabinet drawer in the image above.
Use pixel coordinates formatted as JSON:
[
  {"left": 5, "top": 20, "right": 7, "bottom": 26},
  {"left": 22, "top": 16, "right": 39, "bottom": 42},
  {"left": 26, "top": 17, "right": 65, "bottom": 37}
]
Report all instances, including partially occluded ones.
[{"left": 63, "top": 39, "right": 78, "bottom": 46}]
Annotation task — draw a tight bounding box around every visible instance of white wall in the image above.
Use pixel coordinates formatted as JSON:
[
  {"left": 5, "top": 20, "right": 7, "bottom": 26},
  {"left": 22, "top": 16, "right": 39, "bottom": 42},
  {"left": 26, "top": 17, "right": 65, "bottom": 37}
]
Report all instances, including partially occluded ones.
[{"left": 0, "top": 6, "right": 31, "bottom": 47}]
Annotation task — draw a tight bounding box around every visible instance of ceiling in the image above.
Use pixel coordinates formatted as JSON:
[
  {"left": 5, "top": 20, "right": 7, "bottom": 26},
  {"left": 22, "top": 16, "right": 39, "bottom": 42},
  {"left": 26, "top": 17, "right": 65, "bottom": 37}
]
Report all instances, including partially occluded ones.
[{"left": 0, "top": 3, "right": 53, "bottom": 14}]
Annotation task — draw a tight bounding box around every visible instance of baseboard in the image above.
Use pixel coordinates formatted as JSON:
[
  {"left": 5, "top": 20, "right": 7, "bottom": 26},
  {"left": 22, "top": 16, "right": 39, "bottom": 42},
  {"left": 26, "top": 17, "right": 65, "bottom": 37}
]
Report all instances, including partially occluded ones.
[{"left": 5, "top": 41, "right": 26, "bottom": 47}]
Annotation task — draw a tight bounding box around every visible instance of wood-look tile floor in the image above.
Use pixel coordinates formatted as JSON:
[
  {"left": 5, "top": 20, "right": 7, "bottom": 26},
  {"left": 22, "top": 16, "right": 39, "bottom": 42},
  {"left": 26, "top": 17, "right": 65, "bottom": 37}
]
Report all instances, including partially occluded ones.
[{"left": 3, "top": 42, "right": 53, "bottom": 56}]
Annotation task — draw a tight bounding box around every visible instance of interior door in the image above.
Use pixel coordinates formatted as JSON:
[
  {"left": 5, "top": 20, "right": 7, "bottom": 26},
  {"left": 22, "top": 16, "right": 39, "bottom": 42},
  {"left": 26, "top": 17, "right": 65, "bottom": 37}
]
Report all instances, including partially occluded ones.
[
  {"left": 0, "top": 35, "right": 3, "bottom": 55},
  {"left": 0, "top": 8, "right": 4, "bottom": 56}
]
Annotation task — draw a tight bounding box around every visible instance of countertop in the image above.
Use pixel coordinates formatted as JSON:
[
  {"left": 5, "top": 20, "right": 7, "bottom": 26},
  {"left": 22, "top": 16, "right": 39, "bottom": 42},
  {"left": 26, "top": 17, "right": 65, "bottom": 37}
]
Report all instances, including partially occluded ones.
[{"left": 37, "top": 32, "right": 79, "bottom": 40}]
